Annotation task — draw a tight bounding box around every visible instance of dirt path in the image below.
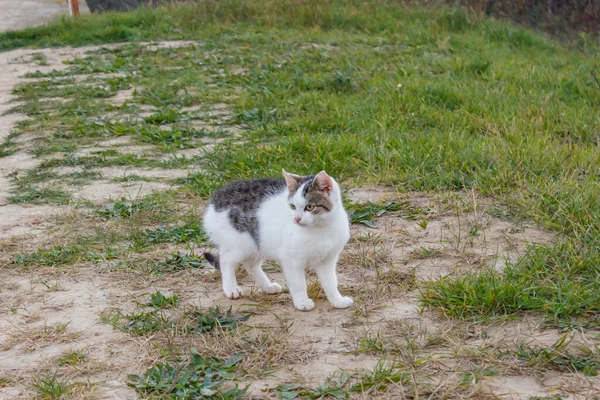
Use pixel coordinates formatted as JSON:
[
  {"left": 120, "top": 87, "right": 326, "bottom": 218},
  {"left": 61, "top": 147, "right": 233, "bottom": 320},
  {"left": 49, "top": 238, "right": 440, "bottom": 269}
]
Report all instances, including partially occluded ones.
[{"left": 0, "top": 0, "right": 89, "bottom": 32}]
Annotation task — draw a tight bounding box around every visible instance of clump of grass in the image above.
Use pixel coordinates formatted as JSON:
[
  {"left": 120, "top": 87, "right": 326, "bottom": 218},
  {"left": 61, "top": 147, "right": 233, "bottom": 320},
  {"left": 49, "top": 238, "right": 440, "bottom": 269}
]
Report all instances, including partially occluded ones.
[
  {"left": 421, "top": 243, "right": 600, "bottom": 321},
  {"left": 8, "top": 186, "right": 70, "bottom": 205},
  {"left": 104, "top": 309, "right": 173, "bottom": 335},
  {"left": 151, "top": 252, "right": 206, "bottom": 273},
  {"left": 346, "top": 200, "right": 427, "bottom": 228},
  {"left": 13, "top": 245, "right": 90, "bottom": 267},
  {"left": 185, "top": 306, "right": 250, "bottom": 335},
  {"left": 275, "top": 362, "right": 411, "bottom": 399},
  {"left": 515, "top": 334, "right": 600, "bottom": 376},
  {"left": 411, "top": 247, "right": 442, "bottom": 259},
  {"left": 128, "top": 352, "right": 247, "bottom": 399},
  {"left": 143, "top": 291, "right": 179, "bottom": 309},
  {"left": 103, "top": 290, "right": 249, "bottom": 336},
  {"left": 96, "top": 197, "right": 149, "bottom": 218},
  {"left": 57, "top": 351, "right": 86, "bottom": 366},
  {"left": 145, "top": 222, "right": 206, "bottom": 243},
  {"left": 31, "top": 372, "right": 71, "bottom": 399},
  {"left": 0, "top": 376, "right": 12, "bottom": 387}
]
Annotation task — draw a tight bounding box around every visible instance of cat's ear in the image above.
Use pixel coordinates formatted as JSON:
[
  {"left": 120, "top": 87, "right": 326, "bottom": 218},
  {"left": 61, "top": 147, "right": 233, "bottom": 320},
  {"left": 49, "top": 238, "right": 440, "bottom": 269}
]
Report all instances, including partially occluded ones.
[
  {"left": 313, "top": 171, "right": 333, "bottom": 194},
  {"left": 282, "top": 169, "right": 303, "bottom": 192}
]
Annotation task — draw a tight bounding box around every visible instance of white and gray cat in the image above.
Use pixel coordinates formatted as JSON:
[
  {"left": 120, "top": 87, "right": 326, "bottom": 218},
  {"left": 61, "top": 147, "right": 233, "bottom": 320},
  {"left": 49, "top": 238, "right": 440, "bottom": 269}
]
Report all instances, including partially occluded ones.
[{"left": 203, "top": 170, "right": 353, "bottom": 311}]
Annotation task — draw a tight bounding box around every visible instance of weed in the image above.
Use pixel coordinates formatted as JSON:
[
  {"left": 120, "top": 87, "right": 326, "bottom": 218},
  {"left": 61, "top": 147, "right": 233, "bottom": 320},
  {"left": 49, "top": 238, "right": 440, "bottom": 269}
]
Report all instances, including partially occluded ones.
[
  {"left": 57, "top": 351, "right": 86, "bottom": 366},
  {"left": 515, "top": 334, "right": 600, "bottom": 376},
  {"left": 107, "top": 309, "right": 173, "bottom": 335},
  {"left": 14, "top": 245, "right": 90, "bottom": 267},
  {"left": 346, "top": 200, "right": 426, "bottom": 228},
  {"left": 128, "top": 352, "right": 247, "bottom": 399},
  {"left": 96, "top": 197, "right": 149, "bottom": 219},
  {"left": 185, "top": 306, "right": 250, "bottom": 334},
  {"left": 31, "top": 372, "right": 71, "bottom": 399},
  {"left": 151, "top": 252, "right": 206, "bottom": 273},
  {"left": 275, "top": 362, "right": 411, "bottom": 399},
  {"left": 145, "top": 222, "right": 206, "bottom": 243},
  {"left": 8, "top": 186, "right": 70, "bottom": 205},
  {"left": 143, "top": 291, "right": 179, "bottom": 309}
]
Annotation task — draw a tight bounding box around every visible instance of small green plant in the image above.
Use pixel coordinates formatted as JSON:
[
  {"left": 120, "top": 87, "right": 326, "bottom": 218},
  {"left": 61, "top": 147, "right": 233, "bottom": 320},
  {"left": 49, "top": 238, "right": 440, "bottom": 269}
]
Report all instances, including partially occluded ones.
[
  {"left": 128, "top": 353, "right": 247, "bottom": 399},
  {"left": 151, "top": 253, "right": 205, "bottom": 273},
  {"left": 57, "top": 351, "right": 86, "bottom": 366},
  {"left": 31, "top": 53, "right": 49, "bottom": 66},
  {"left": 417, "top": 220, "right": 428, "bottom": 230},
  {"left": 516, "top": 334, "right": 600, "bottom": 376},
  {"left": 8, "top": 186, "right": 71, "bottom": 205},
  {"left": 96, "top": 197, "right": 148, "bottom": 219},
  {"left": 275, "top": 362, "right": 410, "bottom": 399},
  {"left": 144, "top": 108, "right": 187, "bottom": 125},
  {"left": 186, "top": 306, "right": 250, "bottom": 334},
  {"left": 0, "top": 376, "right": 12, "bottom": 387},
  {"left": 346, "top": 200, "right": 425, "bottom": 228},
  {"left": 14, "top": 245, "right": 89, "bottom": 267},
  {"left": 31, "top": 372, "right": 71, "bottom": 399},
  {"left": 146, "top": 222, "right": 206, "bottom": 243},
  {"left": 144, "top": 291, "right": 179, "bottom": 309}
]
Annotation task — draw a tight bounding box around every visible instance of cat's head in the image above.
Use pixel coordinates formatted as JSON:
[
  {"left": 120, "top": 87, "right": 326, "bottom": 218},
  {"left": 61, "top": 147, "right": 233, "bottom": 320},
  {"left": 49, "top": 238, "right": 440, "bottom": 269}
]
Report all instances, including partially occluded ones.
[{"left": 282, "top": 169, "right": 338, "bottom": 227}]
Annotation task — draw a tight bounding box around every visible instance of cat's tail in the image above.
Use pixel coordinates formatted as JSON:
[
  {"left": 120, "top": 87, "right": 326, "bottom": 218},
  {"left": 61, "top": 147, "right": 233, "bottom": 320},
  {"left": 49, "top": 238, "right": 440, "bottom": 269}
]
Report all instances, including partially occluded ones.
[{"left": 203, "top": 252, "right": 220, "bottom": 270}]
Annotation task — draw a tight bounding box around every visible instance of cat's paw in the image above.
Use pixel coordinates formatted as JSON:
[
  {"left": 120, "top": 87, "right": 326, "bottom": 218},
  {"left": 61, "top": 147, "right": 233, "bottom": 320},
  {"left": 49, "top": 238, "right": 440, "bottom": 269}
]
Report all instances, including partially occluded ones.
[
  {"left": 294, "top": 298, "right": 315, "bottom": 311},
  {"left": 224, "top": 286, "right": 243, "bottom": 299},
  {"left": 332, "top": 296, "right": 353, "bottom": 309},
  {"left": 262, "top": 282, "right": 283, "bottom": 294}
]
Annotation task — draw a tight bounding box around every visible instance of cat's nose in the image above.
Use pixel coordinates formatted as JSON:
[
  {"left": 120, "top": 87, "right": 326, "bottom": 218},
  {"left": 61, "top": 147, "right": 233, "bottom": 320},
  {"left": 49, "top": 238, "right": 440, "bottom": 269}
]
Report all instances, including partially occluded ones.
[{"left": 294, "top": 216, "right": 302, "bottom": 223}]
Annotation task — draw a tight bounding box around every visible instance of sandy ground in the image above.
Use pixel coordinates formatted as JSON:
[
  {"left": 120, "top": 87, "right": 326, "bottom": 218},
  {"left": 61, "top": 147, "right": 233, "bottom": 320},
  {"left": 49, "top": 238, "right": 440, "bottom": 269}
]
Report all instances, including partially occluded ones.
[
  {"left": 0, "top": 42, "right": 598, "bottom": 400},
  {"left": 0, "top": 0, "right": 89, "bottom": 32}
]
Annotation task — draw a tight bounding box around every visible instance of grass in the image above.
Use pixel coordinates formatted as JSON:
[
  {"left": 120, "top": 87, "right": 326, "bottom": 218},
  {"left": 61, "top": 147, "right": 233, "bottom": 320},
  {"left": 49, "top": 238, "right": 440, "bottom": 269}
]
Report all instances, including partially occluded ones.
[
  {"left": 128, "top": 352, "right": 247, "bottom": 399},
  {"left": 515, "top": 334, "right": 600, "bottom": 376},
  {"left": 275, "top": 362, "right": 413, "bottom": 399},
  {"left": 31, "top": 373, "right": 71, "bottom": 399},
  {"left": 150, "top": 252, "right": 206, "bottom": 273},
  {"left": 102, "top": 291, "right": 250, "bottom": 336},
  {"left": 346, "top": 200, "right": 427, "bottom": 228},
  {"left": 2, "top": 0, "right": 600, "bottom": 395},
  {"left": 56, "top": 351, "right": 86, "bottom": 366}
]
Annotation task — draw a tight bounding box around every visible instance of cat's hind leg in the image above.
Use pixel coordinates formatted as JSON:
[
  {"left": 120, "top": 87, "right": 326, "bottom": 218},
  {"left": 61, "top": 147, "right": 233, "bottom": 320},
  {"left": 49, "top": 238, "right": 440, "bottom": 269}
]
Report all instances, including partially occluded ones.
[
  {"left": 243, "top": 258, "right": 282, "bottom": 294},
  {"left": 219, "top": 249, "right": 243, "bottom": 299}
]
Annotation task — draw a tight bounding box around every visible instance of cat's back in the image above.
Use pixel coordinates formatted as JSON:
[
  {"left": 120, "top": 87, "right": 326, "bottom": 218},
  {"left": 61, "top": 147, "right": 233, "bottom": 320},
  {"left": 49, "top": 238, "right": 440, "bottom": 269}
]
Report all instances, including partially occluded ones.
[{"left": 209, "top": 178, "right": 287, "bottom": 213}]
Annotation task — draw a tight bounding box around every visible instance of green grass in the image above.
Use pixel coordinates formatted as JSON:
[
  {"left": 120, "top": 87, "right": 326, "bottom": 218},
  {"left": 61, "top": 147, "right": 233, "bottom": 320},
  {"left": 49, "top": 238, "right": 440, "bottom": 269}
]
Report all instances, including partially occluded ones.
[
  {"left": 128, "top": 353, "right": 247, "bottom": 399},
  {"left": 515, "top": 334, "right": 600, "bottom": 376},
  {"left": 143, "top": 291, "right": 180, "bottom": 309},
  {"left": 1, "top": 0, "right": 599, "bottom": 324},
  {"left": 56, "top": 351, "right": 86, "bottom": 366},
  {"left": 103, "top": 293, "right": 250, "bottom": 335},
  {"left": 150, "top": 252, "right": 206, "bottom": 273},
  {"left": 275, "top": 362, "right": 413, "bottom": 399},
  {"left": 31, "top": 373, "right": 71, "bottom": 399}
]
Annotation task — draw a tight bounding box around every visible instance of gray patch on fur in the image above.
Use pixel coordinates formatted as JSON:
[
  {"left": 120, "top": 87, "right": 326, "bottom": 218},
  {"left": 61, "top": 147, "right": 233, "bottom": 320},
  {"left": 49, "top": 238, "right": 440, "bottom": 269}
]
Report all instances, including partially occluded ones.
[{"left": 210, "top": 178, "right": 287, "bottom": 245}]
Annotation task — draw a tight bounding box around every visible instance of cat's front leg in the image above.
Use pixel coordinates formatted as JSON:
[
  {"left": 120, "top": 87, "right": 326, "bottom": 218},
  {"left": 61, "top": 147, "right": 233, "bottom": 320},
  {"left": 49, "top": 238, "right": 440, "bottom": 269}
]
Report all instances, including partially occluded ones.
[
  {"left": 314, "top": 255, "right": 353, "bottom": 309},
  {"left": 282, "top": 262, "right": 314, "bottom": 311}
]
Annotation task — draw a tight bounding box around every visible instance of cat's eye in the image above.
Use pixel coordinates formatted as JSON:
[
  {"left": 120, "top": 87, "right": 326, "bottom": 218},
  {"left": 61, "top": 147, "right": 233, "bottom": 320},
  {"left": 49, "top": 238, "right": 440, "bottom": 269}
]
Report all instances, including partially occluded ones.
[
  {"left": 305, "top": 204, "right": 315, "bottom": 211},
  {"left": 290, "top": 204, "right": 296, "bottom": 210}
]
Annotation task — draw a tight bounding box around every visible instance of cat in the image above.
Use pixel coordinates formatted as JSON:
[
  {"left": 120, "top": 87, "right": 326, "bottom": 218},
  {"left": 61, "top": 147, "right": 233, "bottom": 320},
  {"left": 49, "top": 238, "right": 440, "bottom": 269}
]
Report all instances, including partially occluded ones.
[{"left": 202, "top": 169, "right": 353, "bottom": 311}]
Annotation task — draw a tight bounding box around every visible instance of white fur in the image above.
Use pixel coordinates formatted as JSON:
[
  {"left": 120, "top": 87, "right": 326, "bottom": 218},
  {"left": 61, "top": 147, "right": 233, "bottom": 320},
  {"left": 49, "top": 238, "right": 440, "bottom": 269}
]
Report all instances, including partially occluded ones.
[{"left": 203, "top": 177, "right": 352, "bottom": 311}]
